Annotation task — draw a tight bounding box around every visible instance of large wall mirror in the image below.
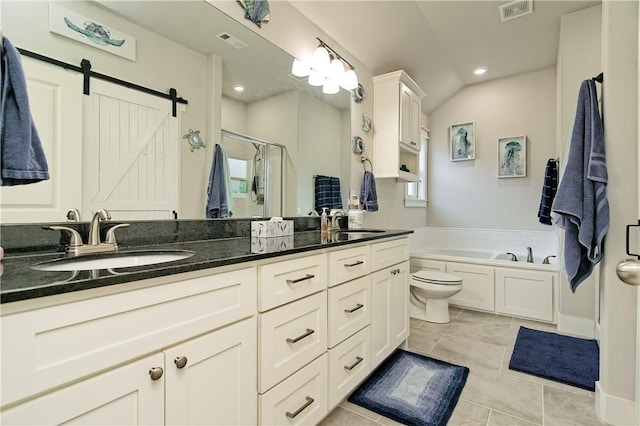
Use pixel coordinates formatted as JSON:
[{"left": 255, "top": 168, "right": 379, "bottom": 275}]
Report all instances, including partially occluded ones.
[{"left": 0, "top": 0, "right": 351, "bottom": 224}]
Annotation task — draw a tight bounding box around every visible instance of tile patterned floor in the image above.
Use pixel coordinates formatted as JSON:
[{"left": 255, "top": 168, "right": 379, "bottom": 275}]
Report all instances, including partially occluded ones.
[{"left": 321, "top": 307, "right": 606, "bottom": 426}]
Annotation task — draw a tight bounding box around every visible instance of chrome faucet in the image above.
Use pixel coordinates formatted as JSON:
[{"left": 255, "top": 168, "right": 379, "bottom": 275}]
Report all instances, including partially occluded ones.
[
  {"left": 330, "top": 211, "right": 346, "bottom": 232},
  {"left": 47, "top": 209, "right": 129, "bottom": 257},
  {"left": 506, "top": 252, "right": 518, "bottom": 261},
  {"left": 526, "top": 247, "right": 534, "bottom": 263}
]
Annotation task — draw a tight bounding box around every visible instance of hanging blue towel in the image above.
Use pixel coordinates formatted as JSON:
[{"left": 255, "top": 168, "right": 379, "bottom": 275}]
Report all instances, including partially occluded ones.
[
  {"left": 329, "top": 176, "right": 343, "bottom": 210},
  {"left": 206, "top": 144, "right": 230, "bottom": 218},
  {"left": 552, "top": 79, "right": 609, "bottom": 292},
  {"left": 0, "top": 36, "right": 49, "bottom": 186},
  {"left": 537, "top": 159, "right": 558, "bottom": 225},
  {"left": 360, "top": 171, "right": 378, "bottom": 212}
]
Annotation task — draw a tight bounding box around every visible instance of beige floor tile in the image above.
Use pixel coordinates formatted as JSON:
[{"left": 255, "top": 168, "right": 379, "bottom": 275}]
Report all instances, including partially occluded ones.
[
  {"left": 488, "top": 410, "right": 539, "bottom": 425},
  {"left": 320, "top": 406, "right": 380, "bottom": 426},
  {"left": 475, "top": 323, "right": 519, "bottom": 347},
  {"left": 410, "top": 318, "right": 424, "bottom": 329},
  {"left": 337, "top": 400, "right": 381, "bottom": 423},
  {"left": 500, "top": 347, "right": 593, "bottom": 396},
  {"left": 461, "top": 361, "right": 543, "bottom": 424},
  {"left": 447, "top": 399, "right": 490, "bottom": 426},
  {"left": 543, "top": 386, "right": 604, "bottom": 426},
  {"left": 430, "top": 334, "right": 505, "bottom": 370},
  {"left": 449, "top": 306, "right": 464, "bottom": 319},
  {"left": 408, "top": 325, "right": 442, "bottom": 355},
  {"left": 376, "top": 415, "right": 407, "bottom": 426}
]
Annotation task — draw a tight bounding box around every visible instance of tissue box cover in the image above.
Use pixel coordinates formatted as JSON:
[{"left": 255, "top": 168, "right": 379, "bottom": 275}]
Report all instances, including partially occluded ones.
[
  {"left": 251, "top": 236, "right": 294, "bottom": 253},
  {"left": 251, "top": 220, "right": 294, "bottom": 237}
]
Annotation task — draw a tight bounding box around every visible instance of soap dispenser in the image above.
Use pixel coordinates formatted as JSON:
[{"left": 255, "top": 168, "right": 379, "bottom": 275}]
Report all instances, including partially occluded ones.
[{"left": 320, "top": 207, "right": 329, "bottom": 234}]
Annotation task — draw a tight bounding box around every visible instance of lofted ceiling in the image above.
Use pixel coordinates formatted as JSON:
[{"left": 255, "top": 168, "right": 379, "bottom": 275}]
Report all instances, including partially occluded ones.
[{"left": 289, "top": 0, "right": 600, "bottom": 113}]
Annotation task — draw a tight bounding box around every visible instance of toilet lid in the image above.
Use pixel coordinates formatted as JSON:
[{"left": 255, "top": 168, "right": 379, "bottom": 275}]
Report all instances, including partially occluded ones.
[{"left": 412, "top": 270, "right": 462, "bottom": 285}]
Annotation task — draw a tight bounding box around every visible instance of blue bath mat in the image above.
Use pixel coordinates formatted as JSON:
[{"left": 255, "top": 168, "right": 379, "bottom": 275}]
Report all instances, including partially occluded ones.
[
  {"left": 348, "top": 349, "right": 469, "bottom": 426},
  {"left": 509, "top": 326, "right": 599, "bottom": 391}
]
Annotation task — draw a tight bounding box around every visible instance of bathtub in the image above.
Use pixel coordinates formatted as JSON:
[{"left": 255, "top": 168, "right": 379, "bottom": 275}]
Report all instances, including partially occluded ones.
[{"left": 411, "top": 247, "right": 559, "bottom": 271}]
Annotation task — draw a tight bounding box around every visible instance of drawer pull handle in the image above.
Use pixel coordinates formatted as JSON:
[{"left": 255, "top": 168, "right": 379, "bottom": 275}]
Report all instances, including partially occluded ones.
[
  {"left": 286, "top": 274, "right": 315, "bottom": 284},
  {"left": 148, "top": 367, "right": 164, "bottom": 381},
  {"left": 286, "top": 328, "right": 315, "bottom": 344},
  {"left": 344, "top": 356, "right": 364, "bottom": 371},
  {"left": 344, "top": 303, "right": 364, "bottom": 314},
  {"left": 344, "top": 260, "right": 364, "bottom": 267},
  {"left": 285, "top": 396, "right": 314, "bottom": 419}
]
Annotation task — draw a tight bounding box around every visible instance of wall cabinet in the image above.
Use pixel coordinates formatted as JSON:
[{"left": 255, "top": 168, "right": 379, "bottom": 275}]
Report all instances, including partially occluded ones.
[{"left": 372, "top": 70, "right": 425, "bottom": 182}]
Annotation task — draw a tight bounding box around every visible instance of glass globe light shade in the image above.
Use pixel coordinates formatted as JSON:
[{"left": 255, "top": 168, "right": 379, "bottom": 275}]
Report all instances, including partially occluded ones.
[
  {"left": 311, "top": 46, "right": 330, "bottom": 74},
  {"left": 291, "top": 59, "right": 310, "bottom": 77},
  {"left": 340, "top": 69, "right": 359, "bottom": 90},
  {"left": 327, "top": 57, "right": 345, "bottom": 84},
  {"left": 323, "top": 81, "right": 340, "bottom": 95},
  {"left": 308, "top": 69, "right": 325, "bottom": 86}
]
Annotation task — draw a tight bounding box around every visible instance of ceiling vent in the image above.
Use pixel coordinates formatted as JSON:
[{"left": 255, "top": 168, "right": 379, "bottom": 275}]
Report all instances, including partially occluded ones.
[
  {"left": 499, "top": 0, "right": 533, "bottom": 22},
  {"left": 216, "top": 32, "right": 248, "bottom": 50}
]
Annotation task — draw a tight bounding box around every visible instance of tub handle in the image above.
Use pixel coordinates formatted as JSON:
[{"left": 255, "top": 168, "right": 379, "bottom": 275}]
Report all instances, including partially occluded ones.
[
  {"left": 506, "top": 252, "right": 518, "bottom": 261},
  {"left": 543, "top": 255, "right": 557, "bottom": 264}
]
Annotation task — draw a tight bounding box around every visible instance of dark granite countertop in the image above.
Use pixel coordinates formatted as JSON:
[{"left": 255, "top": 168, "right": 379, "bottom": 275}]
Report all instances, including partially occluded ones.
[{"left": 1, "top": 218, "right": 411, "bottom": 304}]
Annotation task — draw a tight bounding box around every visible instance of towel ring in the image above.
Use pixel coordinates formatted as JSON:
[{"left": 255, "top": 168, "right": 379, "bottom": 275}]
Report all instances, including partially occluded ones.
[{"left": 361, "top": 157, "right": 373, "bottom": 172}]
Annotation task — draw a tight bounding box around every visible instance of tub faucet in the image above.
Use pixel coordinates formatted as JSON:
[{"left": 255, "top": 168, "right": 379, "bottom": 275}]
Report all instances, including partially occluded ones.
[
  {"left": 526, "top": 247, "right": 534, "bottom": 263},
  {"left": 506, "top": 252, "right": 518, "bottom": 261}
]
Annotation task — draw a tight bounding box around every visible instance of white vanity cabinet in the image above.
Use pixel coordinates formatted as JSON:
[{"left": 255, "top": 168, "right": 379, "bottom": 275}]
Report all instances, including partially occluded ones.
[
  {"left": 372, "top": 70, "right": 425, "bottom": 182},
  {"left": 1, "top": 267, "right": 258, "bottom": 425},
  {"left": 370, "top": 238, "right": 410, "bottom": 368}
]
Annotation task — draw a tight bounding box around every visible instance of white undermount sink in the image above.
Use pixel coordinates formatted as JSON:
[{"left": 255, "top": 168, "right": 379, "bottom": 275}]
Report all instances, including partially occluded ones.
[{"left": 31, "top": 250, "right": 195, "bottom": 272}]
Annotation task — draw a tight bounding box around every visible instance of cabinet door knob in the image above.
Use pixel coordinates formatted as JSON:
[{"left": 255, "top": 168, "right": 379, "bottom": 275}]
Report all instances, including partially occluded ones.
[
  {"left": 174, "top": 356, "right": 188, "bottom": 369},
  {"left": 149, "top": 367, "right": 164, "bottom": 381}
]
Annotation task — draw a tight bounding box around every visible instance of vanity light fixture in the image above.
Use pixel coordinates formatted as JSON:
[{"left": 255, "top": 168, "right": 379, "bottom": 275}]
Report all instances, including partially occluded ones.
[
  {"left": 290, "top": 37, "right": 359, "bottom": 94},
  {"left": 473, "top": 66, "right": 488, "bottom": 76}
]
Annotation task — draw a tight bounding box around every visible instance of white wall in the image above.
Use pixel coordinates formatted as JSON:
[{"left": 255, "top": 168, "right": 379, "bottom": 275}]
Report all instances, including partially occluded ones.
[
  {"left": 596, "top": 1, "right": 639, "bottom": 424},
  {"left": 427, "top": 68, "right": 557, "bottom": 231},
  {"left": 555, "top": 5, "right": 602, "bottom": 336}
]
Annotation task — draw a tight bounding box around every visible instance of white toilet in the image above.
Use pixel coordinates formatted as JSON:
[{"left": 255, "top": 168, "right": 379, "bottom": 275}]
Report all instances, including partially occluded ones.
[{"left": 409, "top": 270, "right": 463, "bottom": 323}]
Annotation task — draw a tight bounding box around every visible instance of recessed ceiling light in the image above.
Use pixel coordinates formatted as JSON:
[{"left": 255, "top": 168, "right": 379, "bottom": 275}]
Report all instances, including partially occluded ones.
[
  {"left": 473, "top": 67, "right": 488, "bottom": 76},
  {"left": 233, "top": 85, "right": 245, "bottom": 92}
]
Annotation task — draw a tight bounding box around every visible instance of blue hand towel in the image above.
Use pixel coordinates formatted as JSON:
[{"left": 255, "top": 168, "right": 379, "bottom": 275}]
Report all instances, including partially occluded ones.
[
  {"left": 314, "top": 175, "right": 332, "bottom": 214},
  {"left": 360, "top": 171, "right": 378, "bottom": 212},
  {"left": 206, "top": 144, "right": 230, "bottom": 218},
  {"left": 329, "top": 176, "right": 343, "bottom": 210},
  {"left": 537, "top": 159, "right": 558, "bottom": 225},
  {"left": 552, "top": 79, "right": 609, "bottom": 292},
  {"left": 0, "top": 36, "right": 49, "bottom": 186}
]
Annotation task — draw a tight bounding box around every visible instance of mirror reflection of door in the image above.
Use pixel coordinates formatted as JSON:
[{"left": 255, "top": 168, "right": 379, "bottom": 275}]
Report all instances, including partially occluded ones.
[{"left": 83, "top": 79, "right": 182, "bottom": 221}]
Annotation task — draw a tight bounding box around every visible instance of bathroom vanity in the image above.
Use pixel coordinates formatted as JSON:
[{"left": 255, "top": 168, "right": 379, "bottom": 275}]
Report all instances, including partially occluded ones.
[{"left": 0, "top": 220, "right": 411, "bottom": 425}]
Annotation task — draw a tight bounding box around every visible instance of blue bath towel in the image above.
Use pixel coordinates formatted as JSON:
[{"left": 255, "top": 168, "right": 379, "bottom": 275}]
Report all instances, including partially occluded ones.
[
  {"left": 0, "top": 36, "right": 49, "bottom": 186},
  {"left": 206, "top": 144, "right": 231, "bottom": 218},
  {"left": 360, "top": 171, "right": 378, "bottom": 212},
  {"left": 537, "top": 159, "right": 558, "bottom": 225},
  {"left": 552, "top": 79, "right": 609, "bottom": 292},
  {"left": 314, "top": 175, "right": 342, "bottom": 214}
]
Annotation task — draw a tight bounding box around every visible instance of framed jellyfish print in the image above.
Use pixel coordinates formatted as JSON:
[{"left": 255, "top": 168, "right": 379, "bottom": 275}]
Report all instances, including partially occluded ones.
[
  {"left": 498, "top": 135, "right": 527, "bottom": 178},
  {"left": 450, "top": 121, "right": 475, "bottom": 161}
]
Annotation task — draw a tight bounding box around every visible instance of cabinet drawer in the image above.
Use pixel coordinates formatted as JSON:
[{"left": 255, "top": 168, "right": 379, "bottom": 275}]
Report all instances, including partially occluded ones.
[
  {"left": 371, "top": 238, "right": 409, "bottom": 271},
  {"left": 328, "top": 245, "right": 370, "bottom": 287},
  {"left": 447, "top": 262, "right": 495, "bottom": 311},
  {"left": 495, "top": 269, "right": 555, "bottom": 322},
  {"left": 328, "top": 326, "right": 371, "bottom": 408},
  {"left": 259, "top": 354, "right": 328, "bottom": 426},
  {"left": 1, "top": 267, "right": 256, "bottom": 407},
  {"left": 259, "top": 253, "right": 327, "bottom": 312},
  {"left": 327, "top": 276, "right": 371, "bottom": 348},
  {"left": 258, "top": 292, "right": 327, "bottom": 393}
]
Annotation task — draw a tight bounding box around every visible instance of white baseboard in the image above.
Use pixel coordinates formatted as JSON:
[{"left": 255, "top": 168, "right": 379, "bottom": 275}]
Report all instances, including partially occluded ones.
[
  {"left": 595, "top": 381, "right": 636, "bottom": 425},
  {"left": 557, "top": 314, "right": 596, "bottom": 338},
  {"left": 595, "top": 321, "right": 601, "bottom": 344}
]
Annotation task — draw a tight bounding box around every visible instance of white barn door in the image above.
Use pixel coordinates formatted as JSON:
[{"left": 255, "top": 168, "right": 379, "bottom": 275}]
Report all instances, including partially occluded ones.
[
  {"left": 83, "top": 79, "right": 181, "bottom": 220},
  {"left": 0, "top": 58, "right": 83, "bottom": 223}
]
